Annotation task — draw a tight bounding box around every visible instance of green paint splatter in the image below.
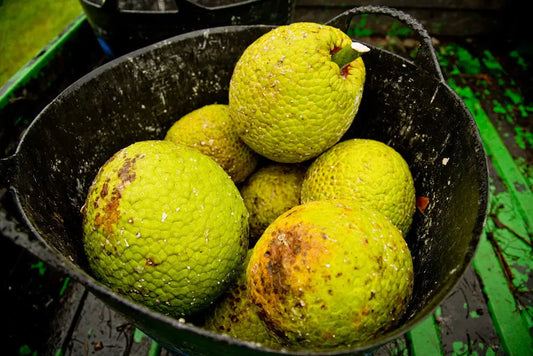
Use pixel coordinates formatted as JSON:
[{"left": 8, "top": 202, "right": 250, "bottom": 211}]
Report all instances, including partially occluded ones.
[
  {"left": 457, "top": 46, "right": 481, "bottom": 75},
  {"left": 504, "top": 88, "right": 523, "bottom": 105},
  {"left": 492, "top": 100, "right": 507, "bottom": 114},
  {"left": 487, "top": 189, "right": 533, "bottom": 321},
  {"left": 514, "top": 126, "right": 533, "bottom": 150},
  {"left": 134, "top": 328, "right": 147, "bottom": 343},
  {"left": 482, "top": 50, "right": 505, "bottom": 76},
  {"left": 434, "top": 305, "right": 442, "bottom": 318},
  {"left": 469, "top": 310, "right": 481, "bottom": 319},
  {"left": 386, "top": 21, "right": 413, "bottom": 37},
  {"left": 18, "top": 345, "right": 34, "bottom": 356},
  {"left": 453, "top": 340, "right": 477, "bottom": 355},
  {"left": 55, "top": 348, "right": 63, "bottom": 356},
  {"left": 452, "top": 340, "right": 497, "bottom": 356},
  {"left": 515, "top": 157, "right": 533, "bottom": 188},
  {"left": 148, "top": 340, "right": 161, "bottom": 356},
  {"left": 346, "top": 14, "right": 373, "bottom": 37},
  {"left": 387, "top": 337, "right": 409, "bottom": 356},
  {"left": 510, "top": 50, "right": 528, "bottom": 71},
  {"left": 59, "top": 277, "right": 70, "bottom": 296},
  {"left": 30, "top": 261, "right": 46, "bottom": 276}
]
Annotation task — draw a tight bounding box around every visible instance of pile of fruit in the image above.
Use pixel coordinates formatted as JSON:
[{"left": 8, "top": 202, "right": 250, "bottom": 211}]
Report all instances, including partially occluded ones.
[{"left": 81, "top": 22, "right": 415, "bottom": 351}]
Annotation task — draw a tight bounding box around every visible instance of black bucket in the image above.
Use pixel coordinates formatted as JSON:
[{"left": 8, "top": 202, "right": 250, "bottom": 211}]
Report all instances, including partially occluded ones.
[
  {"left": 0, "top": 6, "right": 488, "bottom": 355},
  {"left": 79, "top": 0, "right": 295, "bottom": 57}
]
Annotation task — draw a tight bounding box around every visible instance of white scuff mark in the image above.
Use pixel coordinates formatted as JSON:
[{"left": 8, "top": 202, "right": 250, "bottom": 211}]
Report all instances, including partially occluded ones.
[
  {"left": 199, "top": 29, "right": 210, "bottom": 50},
  {"left": 430, "top": 86, "right": 439, "bottom": 105},
  {"left": 161, "top": 212, "right": 168, "bottom": 222}
]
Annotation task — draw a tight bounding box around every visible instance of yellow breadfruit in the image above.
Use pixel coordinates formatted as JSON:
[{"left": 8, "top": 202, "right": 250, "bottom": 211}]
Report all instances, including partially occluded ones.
[
  {"left": 240, "top": 163, "right": 307, "bottom": 245},
  {"left": 81, "top": 140, "right": 249, "bottom": 317},
  {"left": 229, "top": 22, "right": 367, "bottom": 163},
  {"left": 165, "top": 104, "right": 259, "bottom": 183},
  {"left": 202, "top": 250, "right": 283, "bottom": 349},
  {"left": 247, "top": 199, "right": 413, "bottom": 350},
  {"left": 301, "top": 139, "right": 416, "bottom": 234}
]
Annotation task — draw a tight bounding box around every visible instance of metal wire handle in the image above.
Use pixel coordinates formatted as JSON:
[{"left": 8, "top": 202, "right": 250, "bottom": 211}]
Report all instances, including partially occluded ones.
[{"left": 326, "top": 5, "right": 444, "bottom": 82}]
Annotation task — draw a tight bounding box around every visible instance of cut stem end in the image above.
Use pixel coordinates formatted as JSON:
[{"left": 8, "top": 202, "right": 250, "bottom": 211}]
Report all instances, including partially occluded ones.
[{"left": 331, "top": 42, "right": 370, "bottom": 69}]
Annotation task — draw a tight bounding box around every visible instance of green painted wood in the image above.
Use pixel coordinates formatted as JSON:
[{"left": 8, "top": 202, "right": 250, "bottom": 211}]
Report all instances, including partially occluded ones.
[
  {"left": 454, "top": 85, "right": 533, "bottom": 237},
  {"left": 473, "top": 233, "right": 533, "bottom": 355},
  {"left": 0, "top": 14, "right": 86, "bottom": 109},
  {"left": 439, "top": 42, "right": 533, "bottom": 355},
  {"left": 406, "top": 314, "right": 442, "bottom": 355}
]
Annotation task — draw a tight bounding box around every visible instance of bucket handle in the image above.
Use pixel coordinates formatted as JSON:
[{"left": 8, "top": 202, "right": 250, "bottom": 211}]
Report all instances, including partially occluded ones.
[{"left": 326, "top": 5, "right": 445, "bottom": 82}]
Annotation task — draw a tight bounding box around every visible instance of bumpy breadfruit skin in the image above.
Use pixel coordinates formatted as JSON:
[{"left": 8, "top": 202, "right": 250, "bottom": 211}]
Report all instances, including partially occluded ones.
[
  {"left": 247, "top": 199, "right": 413, "bottom": 350},
  {"left": 229, "top": 22, "right": 366, "bottom": 163},
  {"left": 82, "top": 140, "right": 249, "bottom": 317},
  {"left": 165, "top": 104, "right": 259, "bottom": 184},
  {"left": 301, "top": 139, "right": 416, "bottom": 234},
  {"left": 202, "top": 250, "right": 283, "bottom": 349},
  {"left": 240, "top": 163, "right": 307, "bottom": 245}
]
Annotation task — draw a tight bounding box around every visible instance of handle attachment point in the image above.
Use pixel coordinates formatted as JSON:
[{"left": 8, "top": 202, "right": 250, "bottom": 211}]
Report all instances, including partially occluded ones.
[{"left": 326, "top": 5, "right": 444, "bottom": 82}]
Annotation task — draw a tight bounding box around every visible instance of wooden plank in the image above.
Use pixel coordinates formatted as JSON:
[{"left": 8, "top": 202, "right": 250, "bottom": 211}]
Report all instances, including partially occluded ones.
[
  {"left": 373, "top": 336, "right": 409, "bottom": 355},
  {"left": 473, "top": 233, "right": 533, "bottom": 355},
  {"left": 1, "top": 236, "right": 83, "bottom": 356},
  {"left": 438, "top": 43, "right": 533, "bottom": 354},
  {"left": 64, "top": 291, "right": 154, "bottom": 355},
  {"left": 406, "top": 315, "right": 443, "bottom": 355},
  {"left": 435, "top": 266, "right": 503, "bottom": 354}
]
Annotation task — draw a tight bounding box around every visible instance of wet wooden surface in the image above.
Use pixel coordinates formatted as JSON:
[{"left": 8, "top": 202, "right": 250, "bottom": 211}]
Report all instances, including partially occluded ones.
[{"left": 1, "top": 4, "right": 532, "bottom": 356}]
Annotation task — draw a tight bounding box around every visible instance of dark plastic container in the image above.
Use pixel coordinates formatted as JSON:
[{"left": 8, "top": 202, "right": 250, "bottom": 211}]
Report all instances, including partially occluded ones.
[
  {"left": 79, "top": 0, "right": 295, "bottom": 56},
  {"left": 0, "top": 6, "right": 488, "bottom": 356}
]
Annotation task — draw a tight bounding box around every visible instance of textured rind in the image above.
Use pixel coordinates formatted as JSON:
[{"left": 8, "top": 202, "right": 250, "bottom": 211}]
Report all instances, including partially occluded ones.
[
  {"left": 240, "top": 163, "right": 307, "bottom": 245},
  {"left": 301, "top": 139, "right": 416, "bottom": 234},
  {"left": 82, "top": 140, "right": 249, "bottom": 317},
  {"left": 165, "top": 104, "right": 259, "bottom": 184},
  {"left": 202, "top": 250, "right": 282, "bottom": 348},
  {"left": 229, "top": 22, "right": 366, "bottom": 163},
  {"left": 247, "top": 199, "right": 413, "bottom": 350}
]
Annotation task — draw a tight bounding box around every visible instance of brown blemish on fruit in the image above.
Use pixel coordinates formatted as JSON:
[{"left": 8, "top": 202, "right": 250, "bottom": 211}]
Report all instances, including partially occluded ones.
[
  {"left": 321, "top": 330, "right": 335, "bottom": 342},
  {"left": 94, "top": 154, "right": 143, "bottom": 235},
  {"left": 118, "top": 156, "right": 138, "bottom": 184},
  {"left": 100, "top": 178, "right": 109, "bottom": 198},
  {"left": 145, "top": 258, "right": 161, "bottom": 267},
  {"left": 250, "top": 221, "right": 328, "bottom": 332}
]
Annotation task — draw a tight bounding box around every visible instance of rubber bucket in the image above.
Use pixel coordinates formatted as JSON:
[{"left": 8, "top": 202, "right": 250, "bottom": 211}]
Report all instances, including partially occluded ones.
[
  {"left": 0, "top": 6, "right": 488, "bottom": 355},
  {"left": 79, "top": 0, "right": 295, "bottom": 56}
]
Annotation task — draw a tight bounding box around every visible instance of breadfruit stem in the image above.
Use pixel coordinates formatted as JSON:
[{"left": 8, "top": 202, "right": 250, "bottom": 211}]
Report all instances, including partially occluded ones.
[{"left": 331, "top": 42, "right": 370, "bottom": 69}]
